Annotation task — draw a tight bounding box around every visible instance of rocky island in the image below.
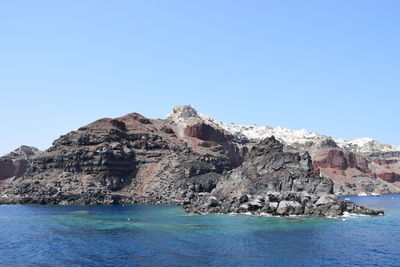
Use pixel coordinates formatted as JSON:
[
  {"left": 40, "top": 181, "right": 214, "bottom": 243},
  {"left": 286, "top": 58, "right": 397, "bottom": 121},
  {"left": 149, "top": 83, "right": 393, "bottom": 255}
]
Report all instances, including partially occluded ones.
[{"left": 1, "top": 106, "right": 394, "bottom": 217}]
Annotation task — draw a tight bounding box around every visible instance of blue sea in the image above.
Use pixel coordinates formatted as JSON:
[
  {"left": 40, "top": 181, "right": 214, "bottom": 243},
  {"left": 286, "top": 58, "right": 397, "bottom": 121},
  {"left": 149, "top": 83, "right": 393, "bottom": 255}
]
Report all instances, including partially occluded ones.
[{"left": 1, "top": 195, "right": 399, "bottom": 267}]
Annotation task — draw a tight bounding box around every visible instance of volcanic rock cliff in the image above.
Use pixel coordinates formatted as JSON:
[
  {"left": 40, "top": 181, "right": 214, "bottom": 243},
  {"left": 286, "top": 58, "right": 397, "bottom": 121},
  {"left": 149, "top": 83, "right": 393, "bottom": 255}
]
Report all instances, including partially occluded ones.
[
  {"left": 0, "top": 106, "right": 385, "bottom": 216},
  {"left": 0, "top": 146, "right": 41, "bottom": 190},
  {"left": 184, "top": 137, "right": 379, "bottom": 216},
  {"left": 206, "top": 114, "right": 400, "bottom": 195},
  {"left": 0, "top": 107, "right": 244, "bottom": 205}
]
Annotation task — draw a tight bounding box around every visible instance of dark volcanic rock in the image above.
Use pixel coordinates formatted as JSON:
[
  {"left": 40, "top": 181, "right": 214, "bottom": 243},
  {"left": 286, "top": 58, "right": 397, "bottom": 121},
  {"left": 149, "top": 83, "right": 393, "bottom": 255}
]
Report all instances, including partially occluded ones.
[
  {"left": 184, "top": 137, "right": 382, "bottom": 217},
  {"left": 0, "top": 106, "right": 382, "bottom": 217},
  {"left": 1, "top": 107, "right": 240, "bottom": 206}
]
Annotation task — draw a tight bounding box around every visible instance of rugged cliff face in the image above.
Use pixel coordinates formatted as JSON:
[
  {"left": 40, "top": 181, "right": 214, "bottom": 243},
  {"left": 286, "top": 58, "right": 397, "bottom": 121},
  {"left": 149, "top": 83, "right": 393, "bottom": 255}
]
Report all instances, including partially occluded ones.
[
  {"left": 184, "top": 137, "right": 380, "bottom": 216},
  {"left": 0, "top": 146, "right": 41, "bottom": 190},
  {"left": 0, "top": 107, "right": 243, "bottom": 205},
  {"left": 0, "top": 106, "right": 387, "bottom": 216},
  {"left": 205, "top": 113, "right": 400, "bottom": 195},
  {"left": 311, "top": 148, "right": 400, "bottom": 195}
]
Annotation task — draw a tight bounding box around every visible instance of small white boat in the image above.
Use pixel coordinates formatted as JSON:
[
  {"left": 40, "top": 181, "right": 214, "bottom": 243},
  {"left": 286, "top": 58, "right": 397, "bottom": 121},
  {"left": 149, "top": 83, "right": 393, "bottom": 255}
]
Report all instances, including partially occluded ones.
[
  {"left": 344, "top": 198, "right": 351, "bottom": 201},
  {"left": 370, "top": 193, "right": 381, "bottom": 197},
  {"left": 357, "top": 192, "right": 368, "bottom": 196}
]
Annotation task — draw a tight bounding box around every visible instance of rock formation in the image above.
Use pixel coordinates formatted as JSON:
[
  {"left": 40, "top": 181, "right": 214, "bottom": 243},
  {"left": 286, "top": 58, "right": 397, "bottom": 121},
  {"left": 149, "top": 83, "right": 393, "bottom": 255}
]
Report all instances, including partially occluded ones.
[
  {"left": 0, "top": 106, "right": 386, "bottom": 217},
  {"left": 184, "top": 137, "right": 381, "bottom": 216},
  {"left": 0, "top": 107, "right": 243, "bottom": 206},
  {"left": 0, "top": 146, "right": 41, "bottom": 190},
  {"left": 205, "top": 114, "right": 400, "bottom": 195}
]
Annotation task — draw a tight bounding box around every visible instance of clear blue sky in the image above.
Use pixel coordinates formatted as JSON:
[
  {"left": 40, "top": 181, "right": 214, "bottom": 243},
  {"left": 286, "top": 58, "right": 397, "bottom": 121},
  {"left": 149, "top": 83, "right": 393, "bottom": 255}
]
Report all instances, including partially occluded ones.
[{"left": 1, "top": 1, "right": 399, "bottom": 155}]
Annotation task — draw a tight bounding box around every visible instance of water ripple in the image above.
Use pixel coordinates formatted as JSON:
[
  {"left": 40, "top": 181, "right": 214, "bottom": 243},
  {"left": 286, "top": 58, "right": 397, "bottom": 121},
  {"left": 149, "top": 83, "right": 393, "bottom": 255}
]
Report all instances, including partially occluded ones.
[{"left": 1, "top": 195, "right": 400, "bottom": 266}]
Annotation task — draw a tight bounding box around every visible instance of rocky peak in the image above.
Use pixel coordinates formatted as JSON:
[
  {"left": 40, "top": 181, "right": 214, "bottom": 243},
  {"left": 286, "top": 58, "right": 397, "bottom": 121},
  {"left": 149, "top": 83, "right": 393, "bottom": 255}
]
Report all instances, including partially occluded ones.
[
  {"left": 250, "top": 136, "right": 284, "bottom": 156},
  {"left": 4, "top": 146, "right": 41, "bottom": 159},
  {"left": 166, "top": 105, "right": 201, "bottom": 122},
  {"left": 0, "top": 146, "right": 41, "bottom": 181},
  {"left": 247, "top": 137, "right": 313, "bottom": 173}
]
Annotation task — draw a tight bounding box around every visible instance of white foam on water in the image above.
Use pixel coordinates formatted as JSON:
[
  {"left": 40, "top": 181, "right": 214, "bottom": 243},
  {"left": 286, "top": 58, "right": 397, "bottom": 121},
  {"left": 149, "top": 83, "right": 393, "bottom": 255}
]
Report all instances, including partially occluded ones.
[{"left": 342, "top": 211, "right": 369, "bottom": 218}]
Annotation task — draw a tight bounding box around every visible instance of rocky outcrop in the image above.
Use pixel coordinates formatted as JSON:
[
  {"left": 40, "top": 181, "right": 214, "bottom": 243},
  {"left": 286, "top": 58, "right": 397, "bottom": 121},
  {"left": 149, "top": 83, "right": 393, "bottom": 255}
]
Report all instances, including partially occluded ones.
[
  {"left": 313, "top": 149, "right": 370, "bottom": 173},
  {"left": 184, "top": 137, "right": 382, "bottom": 216},
  {"left": 308, "top": 148, "right": 400, "bottom": 195},
  {"left": 0, "top": 107, "right": 241, "bottom": 206},
  {"left": 0, "top": 146, "right": 41, "bottom": 192},
  {"left": 0, "top": 158, "right": 27, "bottom": 180},
  {"left": 377, "top": 172, "right": 400, "bottom": 183},
  {"left": 202, "top": 112, "right": 400, "bottom": 195},
  {"left": 0, "top": 146, "right": 40, "bottom": 180},
  {"left": 184, "top": 123, "right": 243, "bottom": 166},
  {"left": 0, "top": 106, "right": 384, "bottom": 217}
]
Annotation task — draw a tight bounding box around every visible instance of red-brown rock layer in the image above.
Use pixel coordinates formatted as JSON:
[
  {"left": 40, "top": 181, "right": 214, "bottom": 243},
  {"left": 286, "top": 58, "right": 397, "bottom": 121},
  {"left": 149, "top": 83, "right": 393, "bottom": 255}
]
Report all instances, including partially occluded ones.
[
  {"left": 312, "top": 149, "right": 370, "bottom": 173},
  {"left": 377, "top": 172, "right": 400, "bottom": 183}
]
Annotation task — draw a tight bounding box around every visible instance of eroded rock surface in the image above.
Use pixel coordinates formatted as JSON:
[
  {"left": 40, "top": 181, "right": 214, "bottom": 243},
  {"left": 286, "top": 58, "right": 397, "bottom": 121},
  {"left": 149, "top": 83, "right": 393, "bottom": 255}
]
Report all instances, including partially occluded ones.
[
  {"left": 0, "top": 146, "right": 41, "bottom": 191},
  {"left": 206, "top": 114, "right": 400, "bottom": 195},
  {"left": 0, "top": 106, "right": 383, "bottom": 217},
  {"left": 184, "top": 137, "right": 381, "bottom": 216},
  {"left": 1, "top": 107, "right": 241, "bottom": 206}
]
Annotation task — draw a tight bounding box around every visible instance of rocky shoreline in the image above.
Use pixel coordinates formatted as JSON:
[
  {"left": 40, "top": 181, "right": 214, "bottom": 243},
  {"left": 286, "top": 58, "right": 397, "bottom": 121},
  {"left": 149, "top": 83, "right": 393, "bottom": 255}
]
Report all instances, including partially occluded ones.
[
  {"left": 184, "top": 193, "right": 383, "bottom": 217},
  {"left": 183, "top": 137, "right": 384, "bottom": 217},
  {"left": 0, "top": 193, "right": 383, "bottom": 218},
  {"left": 0, "top": 106, "right": 387, "bottom": 217}
]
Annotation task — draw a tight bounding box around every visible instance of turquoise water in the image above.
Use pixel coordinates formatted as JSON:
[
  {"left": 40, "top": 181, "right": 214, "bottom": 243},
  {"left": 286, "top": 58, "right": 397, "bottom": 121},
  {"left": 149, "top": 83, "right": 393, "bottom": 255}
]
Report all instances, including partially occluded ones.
[{"left": 1, "top": 195, "right": 400, "bottom": 266}]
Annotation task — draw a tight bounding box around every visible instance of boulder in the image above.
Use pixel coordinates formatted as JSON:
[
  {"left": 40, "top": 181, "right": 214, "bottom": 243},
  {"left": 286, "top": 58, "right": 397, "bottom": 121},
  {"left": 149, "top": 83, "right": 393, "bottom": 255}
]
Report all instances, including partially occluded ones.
[
  {"left": 315, "top": 195, "right": 338, "bottom": 206},
  {"left": 239, "top": 194, "right": 249, "bottom": 203},
  {"left": 207, "top": 196, "right": 219, "bottom": 207},
  {"left": 247, "top": 199, "right": 263, "bottom": 211},
  {"left": 268, "top": 202, "right": 279, "bottom": 212},
  {"left": 276, "top": 201, "right": 303, "bottom": 215}
]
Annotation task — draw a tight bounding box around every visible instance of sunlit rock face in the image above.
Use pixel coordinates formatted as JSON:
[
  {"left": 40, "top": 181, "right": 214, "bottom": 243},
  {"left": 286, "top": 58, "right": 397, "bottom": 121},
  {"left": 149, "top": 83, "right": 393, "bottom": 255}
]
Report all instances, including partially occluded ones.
[
  {"left": 0, "top": 146, "right": 41, "bottom": 180},
  {"left": 0, "top": 106, "right": 391, "bottom": 216},
  {"left": 184, "top": 136, "right": 382, "bottom": 217},
  {"left": 166, "top": 105, "right": 200, "bottom": 121},
  {"left": 196, "top": 110, "right": 400, "bottom": 195},
  {"left": 0, "top": 106, "right": 245, "bottom": 206}
]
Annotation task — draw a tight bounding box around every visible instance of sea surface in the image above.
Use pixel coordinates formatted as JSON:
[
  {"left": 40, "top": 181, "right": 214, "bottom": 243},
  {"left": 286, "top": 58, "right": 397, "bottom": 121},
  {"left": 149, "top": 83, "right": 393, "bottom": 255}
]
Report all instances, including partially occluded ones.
[{"left": 1, "top": 195, "right": 400, "bottom": 267}]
